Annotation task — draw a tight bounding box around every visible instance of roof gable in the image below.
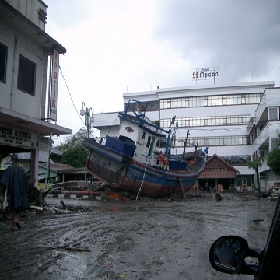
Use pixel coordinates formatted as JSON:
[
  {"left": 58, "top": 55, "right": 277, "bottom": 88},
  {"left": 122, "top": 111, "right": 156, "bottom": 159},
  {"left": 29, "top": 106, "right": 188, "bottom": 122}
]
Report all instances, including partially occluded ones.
[{"left": 205, "top": 154, "right": 238, "bottom": 172}]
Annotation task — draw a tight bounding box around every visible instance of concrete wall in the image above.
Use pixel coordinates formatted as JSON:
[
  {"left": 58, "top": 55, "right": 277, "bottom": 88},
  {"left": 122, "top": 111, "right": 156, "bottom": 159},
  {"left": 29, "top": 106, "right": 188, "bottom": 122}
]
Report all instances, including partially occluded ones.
[
  {"left": 0, "top": 14, "right": 48, "bottom": 120},
  {"left": 5, "top": 0, "right": 47, "bottom": 30}
]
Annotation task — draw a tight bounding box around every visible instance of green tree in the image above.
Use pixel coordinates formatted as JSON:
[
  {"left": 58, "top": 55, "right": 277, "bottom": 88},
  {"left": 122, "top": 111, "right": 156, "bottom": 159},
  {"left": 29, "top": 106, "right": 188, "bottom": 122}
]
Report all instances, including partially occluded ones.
[
  {"left": 56, "top": 129, "right": 89, "bottom": 168},
  {"left": 267, "top": 148, "right": 280, "bottom": 176},
  {"left": 61, "top": 145, "right": 88, "bottom": 168},
  {"left": 267, "top": 135, "right": 280, "bottom": 177},
  {"left": 246, "top": 156, "right": 264, "bottom": 196}
]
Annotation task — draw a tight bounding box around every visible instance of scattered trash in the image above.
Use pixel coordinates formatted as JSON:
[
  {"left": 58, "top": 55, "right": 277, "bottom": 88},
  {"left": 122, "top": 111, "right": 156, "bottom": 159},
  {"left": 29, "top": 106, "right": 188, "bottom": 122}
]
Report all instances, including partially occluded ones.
[
  {"left": 46, "top": 243, "right": 90, "bottom": 252},
  {"left": 253, "top": 219, "right": 264, "bottom": 223},
  {"left": 60, "top": 200, "right": 67, "bottom": 210},
  {"left": 64, "top": 245, "right": 90, "bottom": 252},
  {"left": 38, "top": 262, "right": 51, "bottom": 271},
  {"left": 109, "top": 193, "right": 120, "bottom": 200},
  {"left": 215, "top": 193, "right": 222, "bottom": 202},
  {"left": 53, "top": 207, "right": 69, "bottom": 214},
  {"left": 29, "top": 205, "right": 43, "bottom": 211}
]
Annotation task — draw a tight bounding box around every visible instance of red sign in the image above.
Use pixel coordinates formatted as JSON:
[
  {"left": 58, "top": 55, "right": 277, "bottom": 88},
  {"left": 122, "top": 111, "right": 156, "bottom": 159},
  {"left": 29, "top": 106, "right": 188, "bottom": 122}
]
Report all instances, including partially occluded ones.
[{"left": 50, "top": 49, "right": 59, "bottom": 121}]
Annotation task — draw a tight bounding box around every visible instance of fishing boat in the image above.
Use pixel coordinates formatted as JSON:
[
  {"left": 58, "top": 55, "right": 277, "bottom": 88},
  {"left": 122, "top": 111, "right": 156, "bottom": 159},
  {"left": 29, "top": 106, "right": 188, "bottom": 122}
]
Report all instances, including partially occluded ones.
[{"left": 83, "top": 100, "right": 208, "bottom": 198}]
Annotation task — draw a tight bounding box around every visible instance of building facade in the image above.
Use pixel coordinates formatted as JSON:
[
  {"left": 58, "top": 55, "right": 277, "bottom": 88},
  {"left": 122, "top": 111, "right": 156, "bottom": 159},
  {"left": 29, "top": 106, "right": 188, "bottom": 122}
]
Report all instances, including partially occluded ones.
[
  {"left": 0, "top": 0, "right": 71, "bottom": 186},
  {"left": 93, "top": 81, "right": 280, "bottom": 192}
]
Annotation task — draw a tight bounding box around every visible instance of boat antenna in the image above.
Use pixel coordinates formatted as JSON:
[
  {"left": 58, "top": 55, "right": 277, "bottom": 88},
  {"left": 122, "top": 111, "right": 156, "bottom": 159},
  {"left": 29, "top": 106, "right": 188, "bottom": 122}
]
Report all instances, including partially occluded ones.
[
  {"left": 165, "top": 120, "right": 178, "bottom": 156},
  {"left": 169, "top": 115, "right": 176, "bottom": 127},
  {"left": 182, "top": 130, "right": 190, "bottom": 159},
  {"left": 126, "top": 100, "right": 148, "bottom": 120},
  {"left": 106, "top": 115, "right": 119, "bottom": 137},
  {"left": 165, "top": 116, "right": 176, "bottom": 155}
]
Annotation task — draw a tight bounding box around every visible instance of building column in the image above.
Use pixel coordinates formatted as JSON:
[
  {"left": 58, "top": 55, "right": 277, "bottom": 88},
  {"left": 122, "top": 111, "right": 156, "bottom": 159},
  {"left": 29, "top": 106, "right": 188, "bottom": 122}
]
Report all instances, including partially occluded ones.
[{"left": 30, "top": 146, "right": 39, "bottom": 188}]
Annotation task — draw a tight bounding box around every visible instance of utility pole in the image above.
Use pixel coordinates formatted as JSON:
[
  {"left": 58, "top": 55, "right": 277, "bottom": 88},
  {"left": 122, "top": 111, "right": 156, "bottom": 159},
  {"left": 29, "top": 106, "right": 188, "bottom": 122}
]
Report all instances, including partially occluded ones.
[
  {"left": 80, "top": 102, "right": 94, "bottom": 190},
  {"left": 80, "top": 102, "right": 94, "bottom": 138}
]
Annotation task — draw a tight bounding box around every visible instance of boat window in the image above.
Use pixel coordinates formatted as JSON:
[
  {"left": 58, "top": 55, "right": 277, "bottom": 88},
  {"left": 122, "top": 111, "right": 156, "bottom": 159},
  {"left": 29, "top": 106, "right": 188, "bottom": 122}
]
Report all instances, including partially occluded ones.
[
  {"left": 146, "top": 136, "right": 151, "bottom": 148},
  {"left": 148, "top": 136, "right": 156, "bottom": 156},
  {"left": 142, "top": 131, "right": 146, "bottom": 139}
]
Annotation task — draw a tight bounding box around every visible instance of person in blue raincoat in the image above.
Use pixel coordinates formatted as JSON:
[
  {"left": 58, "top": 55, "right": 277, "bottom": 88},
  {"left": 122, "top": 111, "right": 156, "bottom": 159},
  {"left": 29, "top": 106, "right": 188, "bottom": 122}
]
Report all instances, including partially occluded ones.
[{"left": 0, "top": 155, "right": 28, "bottom": 230}]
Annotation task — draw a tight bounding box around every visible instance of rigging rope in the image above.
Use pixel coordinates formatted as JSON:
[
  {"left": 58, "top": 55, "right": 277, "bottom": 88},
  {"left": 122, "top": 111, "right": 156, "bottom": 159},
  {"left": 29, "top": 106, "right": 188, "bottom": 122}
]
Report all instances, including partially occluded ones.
[
  {"left": 136, "top": 140, "right": 150, "bottom": 200},
  {"left": 136, "top": 163, "right": 147, "bottom": 201},
  {"left": 106, "top": 115, "right": 119, "bottom": 137}
]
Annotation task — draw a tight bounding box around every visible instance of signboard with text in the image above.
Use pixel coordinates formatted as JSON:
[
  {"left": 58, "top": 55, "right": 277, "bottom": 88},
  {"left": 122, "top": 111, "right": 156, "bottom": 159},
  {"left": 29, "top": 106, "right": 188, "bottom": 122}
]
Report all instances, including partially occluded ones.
[
  {"left": 39, "top": 136, "right": 52, "bottom": 152},
  {"left": 0, "top": 125, "right": 36, "bottom": 149},
  {"left": 49, "top": 49, "right": 59, "bottom": 121},
  {"left": 192, "top": 67, "right": 219, "bottom": 83}
]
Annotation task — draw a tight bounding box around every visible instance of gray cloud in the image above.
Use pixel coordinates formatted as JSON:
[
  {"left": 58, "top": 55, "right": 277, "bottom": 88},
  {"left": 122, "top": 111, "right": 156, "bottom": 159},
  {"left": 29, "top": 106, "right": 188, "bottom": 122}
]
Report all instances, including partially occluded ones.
[
  {"left": 155, "top": 0, "right": 280, "bottom": 84},
  {"left": 46, "top": 0, "right": 91, "bottom": 28}
]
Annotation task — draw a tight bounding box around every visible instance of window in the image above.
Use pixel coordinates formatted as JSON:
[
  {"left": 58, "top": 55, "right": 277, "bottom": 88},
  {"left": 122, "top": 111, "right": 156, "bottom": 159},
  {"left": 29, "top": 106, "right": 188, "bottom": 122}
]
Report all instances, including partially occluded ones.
[
  {"left": 0, "top": 42, "right": 8, "bottom": 83},
  {"left": 17, "top": 54, "right": 36, "bottom": 95},
  {"left": 271, "top": 138, "right": 279, "bottom": 149},
  {"left": 171, "top": 99, "right": 178, "bottom": 108},
  {"left": 269, "top": 107, "right": 278, "bottom": 120},
  {"left": 160, "top": 93, "right": 261, "bottom": 109},
  {"left": 161, "top": 114, "right": 250, "bottom": 129}
]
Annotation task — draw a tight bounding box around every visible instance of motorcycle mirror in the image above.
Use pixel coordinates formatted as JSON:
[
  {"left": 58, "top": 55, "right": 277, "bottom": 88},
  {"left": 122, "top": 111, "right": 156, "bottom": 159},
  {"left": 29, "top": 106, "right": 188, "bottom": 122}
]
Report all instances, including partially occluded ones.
[{"left": 209, "top": 236, "right": 249, "bottom": 274}]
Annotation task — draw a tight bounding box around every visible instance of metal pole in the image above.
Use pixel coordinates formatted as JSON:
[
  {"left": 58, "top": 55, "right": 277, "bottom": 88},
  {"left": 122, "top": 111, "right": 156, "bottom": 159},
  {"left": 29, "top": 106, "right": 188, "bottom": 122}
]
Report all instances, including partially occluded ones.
[
  {"left": 80, "top": 103, "right": 93, "bottom": 138},
  {"left": 85, "top": 108, "right": 88, "bottom": 138},
  {"left": 87, "top": 108, "right": 90, "bottom": 138}
]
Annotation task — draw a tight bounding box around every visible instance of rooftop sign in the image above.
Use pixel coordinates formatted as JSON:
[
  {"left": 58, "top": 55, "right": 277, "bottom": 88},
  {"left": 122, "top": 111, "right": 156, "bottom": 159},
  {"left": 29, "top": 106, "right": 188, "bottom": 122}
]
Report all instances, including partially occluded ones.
[{"left": 192, "top": 67, "right": 219, "bottom": 84}]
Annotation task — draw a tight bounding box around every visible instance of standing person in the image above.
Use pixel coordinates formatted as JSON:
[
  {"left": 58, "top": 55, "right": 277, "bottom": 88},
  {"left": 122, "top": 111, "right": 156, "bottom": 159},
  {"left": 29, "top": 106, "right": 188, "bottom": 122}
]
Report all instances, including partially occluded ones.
[
  {"left": 158, "top": 151, "right": 164, "bottom": 169},
  {"left": 205, "top": 181, "right": 209, "bottom": 192},
  {"left": 0, "top": 155, "right": 28, "bottom": 230}
]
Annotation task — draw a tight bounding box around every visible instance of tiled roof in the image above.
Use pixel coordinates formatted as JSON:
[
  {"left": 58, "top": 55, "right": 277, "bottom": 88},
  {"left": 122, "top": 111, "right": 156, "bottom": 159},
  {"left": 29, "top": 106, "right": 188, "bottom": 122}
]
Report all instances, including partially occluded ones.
[{"left": 40, "top": 162, "right": 75, "bottom": 171}]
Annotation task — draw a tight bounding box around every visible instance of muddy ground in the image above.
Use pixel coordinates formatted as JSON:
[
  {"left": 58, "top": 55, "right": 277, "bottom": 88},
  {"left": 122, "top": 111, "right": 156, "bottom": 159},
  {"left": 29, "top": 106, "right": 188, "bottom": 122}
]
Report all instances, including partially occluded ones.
[{"left": 0, "top": 193, "right": 277, "bottom": 280}]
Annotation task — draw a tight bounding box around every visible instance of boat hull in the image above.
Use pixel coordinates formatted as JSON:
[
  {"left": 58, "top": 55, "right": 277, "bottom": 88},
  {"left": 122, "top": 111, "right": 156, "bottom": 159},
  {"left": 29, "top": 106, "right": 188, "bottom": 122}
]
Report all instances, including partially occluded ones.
[{"left": 84, "top": 139, "right": 205, "bottom": 197}]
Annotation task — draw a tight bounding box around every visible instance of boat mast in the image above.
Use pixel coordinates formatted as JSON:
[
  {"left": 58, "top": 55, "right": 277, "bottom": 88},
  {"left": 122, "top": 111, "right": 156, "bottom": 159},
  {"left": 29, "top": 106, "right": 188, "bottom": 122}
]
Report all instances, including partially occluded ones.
[
  {"left": 182, "top": 130, "right": 190, "bottom": 159},
  {"left": 165, "top": 117, "right": 177, "bottom": 156}
]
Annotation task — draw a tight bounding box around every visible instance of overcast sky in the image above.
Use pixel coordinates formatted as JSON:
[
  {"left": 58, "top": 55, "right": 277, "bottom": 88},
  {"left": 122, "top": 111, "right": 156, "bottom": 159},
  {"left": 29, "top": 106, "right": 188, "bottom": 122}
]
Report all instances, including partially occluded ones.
[{"left": 45, "top": 0, "right": 280, "bottom": 144}]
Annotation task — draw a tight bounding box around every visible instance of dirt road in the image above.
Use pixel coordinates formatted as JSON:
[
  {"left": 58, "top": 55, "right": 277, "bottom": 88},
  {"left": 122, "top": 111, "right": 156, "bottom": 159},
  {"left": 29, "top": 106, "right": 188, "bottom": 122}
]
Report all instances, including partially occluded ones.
[{"left": 0, "top": 193, "right": 277, "bottom": 280}]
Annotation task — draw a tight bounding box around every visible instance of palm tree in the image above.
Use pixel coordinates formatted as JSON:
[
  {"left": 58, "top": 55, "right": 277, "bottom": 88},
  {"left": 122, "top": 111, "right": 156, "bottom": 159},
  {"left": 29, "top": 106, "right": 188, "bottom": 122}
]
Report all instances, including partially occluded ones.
[{"left": 246, "top": 156, "right": 264, "bottom": 197}]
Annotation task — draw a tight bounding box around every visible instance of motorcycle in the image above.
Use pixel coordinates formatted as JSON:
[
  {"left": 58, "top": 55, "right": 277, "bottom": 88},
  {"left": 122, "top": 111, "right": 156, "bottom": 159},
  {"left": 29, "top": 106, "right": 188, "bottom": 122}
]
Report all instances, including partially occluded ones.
[{"left": 209, "top": 196, "right": 280, "bottom": 279}]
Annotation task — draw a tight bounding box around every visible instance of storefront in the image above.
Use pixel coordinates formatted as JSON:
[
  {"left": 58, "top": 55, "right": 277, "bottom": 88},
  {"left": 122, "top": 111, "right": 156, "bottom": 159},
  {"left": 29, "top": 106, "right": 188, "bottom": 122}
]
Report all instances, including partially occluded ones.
[{"left": 0, "top": 110, "right": 71, "bottom": 187}]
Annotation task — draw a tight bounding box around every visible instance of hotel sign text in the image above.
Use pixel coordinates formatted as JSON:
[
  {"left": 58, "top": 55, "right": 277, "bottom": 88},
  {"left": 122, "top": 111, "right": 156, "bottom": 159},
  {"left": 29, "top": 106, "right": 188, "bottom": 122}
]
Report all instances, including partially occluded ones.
[{"left": 192, "top": 67, "right": 219, "bottom": 81}]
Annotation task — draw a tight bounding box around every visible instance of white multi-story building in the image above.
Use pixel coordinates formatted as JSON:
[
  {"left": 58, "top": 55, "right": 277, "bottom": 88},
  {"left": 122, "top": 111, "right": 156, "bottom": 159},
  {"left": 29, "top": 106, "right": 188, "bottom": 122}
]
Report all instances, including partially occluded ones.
[
  {"left": 0, "top": 0, "right": 71, "bottom": 185},
  {"left": 93, "top": 81, "right": 280, "bottom": 192}
]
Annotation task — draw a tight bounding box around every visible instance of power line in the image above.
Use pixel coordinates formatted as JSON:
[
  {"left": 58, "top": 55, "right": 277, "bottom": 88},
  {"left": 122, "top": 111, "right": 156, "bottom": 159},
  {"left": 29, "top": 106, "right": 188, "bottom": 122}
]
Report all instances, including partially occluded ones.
[
  {"left": 59, "top": 65, "right": 84, "bottom": 124},
  {"left": 59, "top": 65, "right": 96, "bottom": 138}
]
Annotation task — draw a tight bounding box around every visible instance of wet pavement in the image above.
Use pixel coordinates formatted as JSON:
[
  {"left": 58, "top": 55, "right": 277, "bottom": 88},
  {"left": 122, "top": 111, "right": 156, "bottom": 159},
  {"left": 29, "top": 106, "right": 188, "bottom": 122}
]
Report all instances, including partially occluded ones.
[{"left": 0, "top": 193, "right": 277, "bottom": 280}]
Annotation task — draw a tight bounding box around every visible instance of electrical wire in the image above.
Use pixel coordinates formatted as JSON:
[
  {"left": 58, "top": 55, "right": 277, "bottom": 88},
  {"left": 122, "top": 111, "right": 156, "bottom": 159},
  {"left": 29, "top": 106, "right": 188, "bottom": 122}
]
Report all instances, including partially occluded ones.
[
  {"left": 106, "top": 115, "right": 119, "bottom": 137},
  {"left": 59, "top": 65, "right": 94, "bottom": 137},
  {"left": 59, "top": 65, "right": 84, "bottom": 124}
]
